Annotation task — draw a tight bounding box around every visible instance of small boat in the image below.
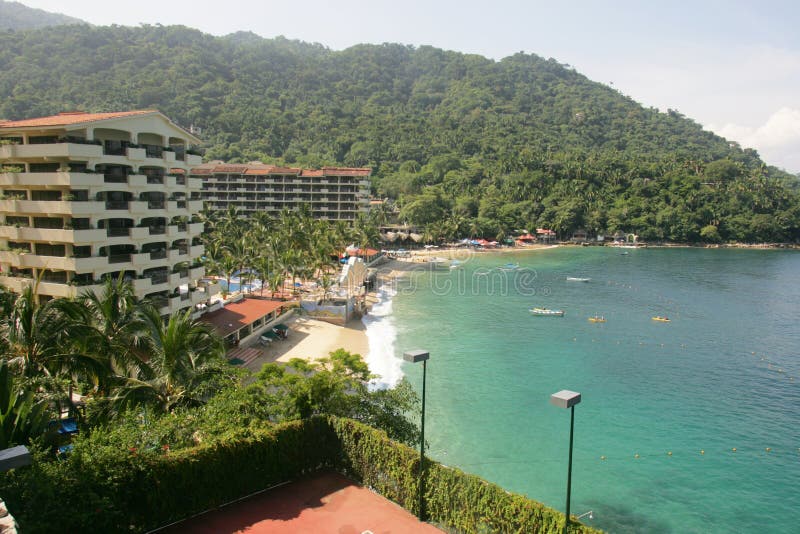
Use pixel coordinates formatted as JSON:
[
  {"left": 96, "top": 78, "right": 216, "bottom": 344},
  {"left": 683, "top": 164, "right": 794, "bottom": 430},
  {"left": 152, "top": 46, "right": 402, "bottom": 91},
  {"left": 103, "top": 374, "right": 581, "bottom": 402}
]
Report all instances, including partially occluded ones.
[
  {"left": 500, "top": 262, "right": 520, "bottom": 271},
  {"left": 652, "top": 316, "right": 671, "bottom": 322},
  {"left": 566, "top": 277, "right": 591, "bottom": 282},
  {"left": 530, "top": 307, "right": 564, "bottom": 317},
  {"left": 619, "top": 251, "right": 629, "bottom": 255},
  {"left": 449, "top": 260, "right": 463, "bottom": 270},
  {"left": 588, "top": 315, "right": 606, "bottom": 323}
]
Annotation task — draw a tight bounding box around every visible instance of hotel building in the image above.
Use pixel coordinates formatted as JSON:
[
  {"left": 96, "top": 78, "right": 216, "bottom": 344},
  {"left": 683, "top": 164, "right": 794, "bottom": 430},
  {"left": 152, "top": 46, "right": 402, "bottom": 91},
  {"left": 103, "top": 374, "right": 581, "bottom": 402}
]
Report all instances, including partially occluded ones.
[
  {"left": 0, "top": 110, "right": 219, "bottom": 314},
  {"left": 192, "top": 162, "right": 371, "bottom": 220}
]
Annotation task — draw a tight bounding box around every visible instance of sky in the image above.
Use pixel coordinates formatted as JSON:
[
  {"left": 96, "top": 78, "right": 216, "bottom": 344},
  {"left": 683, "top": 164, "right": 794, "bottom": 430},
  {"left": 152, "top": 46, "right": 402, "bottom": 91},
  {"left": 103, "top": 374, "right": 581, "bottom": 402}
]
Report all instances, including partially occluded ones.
[{"left": 15, "top": 0, "right": 800, "bottom": 173}]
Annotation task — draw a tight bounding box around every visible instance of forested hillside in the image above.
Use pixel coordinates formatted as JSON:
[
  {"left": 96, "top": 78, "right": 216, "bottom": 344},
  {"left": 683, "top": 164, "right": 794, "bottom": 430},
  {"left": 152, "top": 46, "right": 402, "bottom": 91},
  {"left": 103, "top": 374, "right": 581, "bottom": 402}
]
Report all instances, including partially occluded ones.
[
  {"left": 0, "top": 0, "right": 85, "bottom": 30},
  {"left": 1, "top": 24, "right": 798, "bottom": 242}
]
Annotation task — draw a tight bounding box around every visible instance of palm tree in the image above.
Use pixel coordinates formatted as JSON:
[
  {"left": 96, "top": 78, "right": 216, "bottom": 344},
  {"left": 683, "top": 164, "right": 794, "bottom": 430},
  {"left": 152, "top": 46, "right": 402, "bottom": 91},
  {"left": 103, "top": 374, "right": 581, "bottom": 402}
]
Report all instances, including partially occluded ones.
[
  {"left": 0, "top": 360, "right": 52, "bottom": 449},
  {"left": 109, "top": 307, "right": 225, "bottom": 415},
  {"left": 67, "top": 277, "right": 152, "bottom": 390}
]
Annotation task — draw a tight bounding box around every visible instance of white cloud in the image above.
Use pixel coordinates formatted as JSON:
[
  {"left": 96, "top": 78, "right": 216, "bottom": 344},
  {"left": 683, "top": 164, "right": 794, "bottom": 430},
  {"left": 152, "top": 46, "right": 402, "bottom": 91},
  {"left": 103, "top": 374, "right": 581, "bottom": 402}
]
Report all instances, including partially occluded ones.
[{"left": 709, "top": 107, "right": 800, "bottom": 174}]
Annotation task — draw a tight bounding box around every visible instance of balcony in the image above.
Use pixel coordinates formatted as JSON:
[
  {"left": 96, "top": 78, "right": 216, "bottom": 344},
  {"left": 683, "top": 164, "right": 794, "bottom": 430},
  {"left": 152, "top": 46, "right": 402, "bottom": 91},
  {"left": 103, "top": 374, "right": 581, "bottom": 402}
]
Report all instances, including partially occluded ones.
[
  {"left": 168, "top": 249, "right": 187, "bottom": 261},
  {"left": 0, "top": 251, "right": 72, "bottom": 271},
  {"left": 132, "top": 277, "right": 152, "bottom": 294},
  {"left": 0, "top": 226, "right": 105, "bottom": 243},
  {"left": 188, "top": 222, "right": 204, "bottom": 235},
  {"left": 149, "top": 249, "right": 167, "bottom": 260},
  {"left": 0, "top": 171, "right": 98, "bottom": 187},
  {"left": 0, "top": 276, "right": 80, "bottom": 299},
  {"left": 126, "top": 147, "right": 146, "bottom": 161},
  {"left": 148, "top": 225, "right": 166, "bottom": 235},
  {"left": 0, "top": 142, "right": 103, "bottom": 160},
  {"left": 0, "top": 200, "right": 97, "bottom": 215},
  {"left": 189, "top": 244, "right": 204, "bottom": 258},
  {"left": 188, "top": 200, "right": 203, "bottom": 212},
  {"left": 130, "top": 227, "right": 150, "bottom": 239},
  {"left": 186, "top": 154, "right": 202, "bottom": 166},
  {"left": 166, "top": 225, "right": 183, "bottom": 237},
  {"left": 189, "top": 266, "right": 205, "bottom": 280}
]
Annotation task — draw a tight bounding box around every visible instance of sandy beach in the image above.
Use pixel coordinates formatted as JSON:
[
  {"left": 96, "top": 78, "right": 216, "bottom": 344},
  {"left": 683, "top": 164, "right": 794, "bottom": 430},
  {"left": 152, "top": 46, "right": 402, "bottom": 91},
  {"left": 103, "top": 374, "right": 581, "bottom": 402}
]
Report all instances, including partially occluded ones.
[{"left": 240, "top": 315, "right": 369, "bottom": 371}]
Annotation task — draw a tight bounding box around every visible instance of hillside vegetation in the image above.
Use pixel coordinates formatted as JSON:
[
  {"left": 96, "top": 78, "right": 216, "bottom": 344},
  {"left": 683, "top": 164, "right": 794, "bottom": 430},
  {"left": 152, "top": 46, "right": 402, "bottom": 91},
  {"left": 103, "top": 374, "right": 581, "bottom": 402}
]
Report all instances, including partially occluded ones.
[
  {"left": 0, "top": 0, "right": 85, "bottom": 30},
  {"left": 0, "top": 24, "right": 798, "bottom": 242}
]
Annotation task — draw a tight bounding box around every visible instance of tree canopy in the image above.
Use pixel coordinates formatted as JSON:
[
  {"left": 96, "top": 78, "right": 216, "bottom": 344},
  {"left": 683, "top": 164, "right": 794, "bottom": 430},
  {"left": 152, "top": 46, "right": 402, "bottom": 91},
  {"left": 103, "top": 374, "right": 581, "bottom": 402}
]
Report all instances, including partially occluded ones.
[{"left": 1, "top": 24, "right": 798, "bottom": 241}]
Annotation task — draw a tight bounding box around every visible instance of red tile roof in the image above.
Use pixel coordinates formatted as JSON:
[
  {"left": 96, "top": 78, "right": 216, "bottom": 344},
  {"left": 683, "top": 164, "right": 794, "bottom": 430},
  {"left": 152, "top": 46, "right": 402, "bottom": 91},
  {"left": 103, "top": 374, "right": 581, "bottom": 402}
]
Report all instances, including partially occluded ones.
[
  {"left": 201, "top": 298, "right": 290, "bottom": 338},
  {"left": 0, "top": 110, "right": 157, "bottom": 129}
]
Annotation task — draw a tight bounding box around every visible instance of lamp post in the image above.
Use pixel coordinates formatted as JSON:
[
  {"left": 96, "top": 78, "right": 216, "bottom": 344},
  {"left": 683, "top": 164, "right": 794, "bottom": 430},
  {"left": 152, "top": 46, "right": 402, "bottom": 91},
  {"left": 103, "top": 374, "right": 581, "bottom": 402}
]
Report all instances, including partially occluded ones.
[
  {"left": 404, "top": 349, "right": 430, "bottom": 521},
  {"left": 550, "top": 390, "right": 582, "bottom": 534}
]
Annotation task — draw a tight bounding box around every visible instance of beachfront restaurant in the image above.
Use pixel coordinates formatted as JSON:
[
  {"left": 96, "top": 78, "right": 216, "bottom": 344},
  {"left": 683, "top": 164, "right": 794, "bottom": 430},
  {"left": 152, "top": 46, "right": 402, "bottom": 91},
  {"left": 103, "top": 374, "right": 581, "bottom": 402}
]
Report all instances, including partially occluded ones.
[{"left": 200, "top": 297, "right": 293, "bottom": 347}]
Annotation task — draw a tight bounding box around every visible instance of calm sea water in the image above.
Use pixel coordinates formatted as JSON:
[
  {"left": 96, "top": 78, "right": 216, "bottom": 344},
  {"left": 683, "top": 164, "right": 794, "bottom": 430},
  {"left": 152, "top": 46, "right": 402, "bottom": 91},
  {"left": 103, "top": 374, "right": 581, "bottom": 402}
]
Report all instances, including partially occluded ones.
[{"left": 375, "top": 247, "right": 800, "bottom": 533}]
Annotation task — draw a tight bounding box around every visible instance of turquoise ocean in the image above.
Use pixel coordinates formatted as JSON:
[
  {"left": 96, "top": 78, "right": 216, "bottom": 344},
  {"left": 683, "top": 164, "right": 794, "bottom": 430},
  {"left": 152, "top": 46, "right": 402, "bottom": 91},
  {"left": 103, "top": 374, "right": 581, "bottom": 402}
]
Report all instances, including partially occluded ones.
[{"left": 363, "top": 247, "right": 800, "bottom": 533}]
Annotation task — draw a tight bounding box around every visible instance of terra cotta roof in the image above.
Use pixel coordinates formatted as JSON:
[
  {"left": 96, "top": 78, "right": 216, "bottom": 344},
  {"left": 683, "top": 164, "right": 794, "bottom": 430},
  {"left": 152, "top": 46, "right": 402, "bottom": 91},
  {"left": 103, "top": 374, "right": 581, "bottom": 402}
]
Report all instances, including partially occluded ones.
[
  {"left": 0, "top": 110, "right": 157, "bottom": 129},
  {"left": 200, "top": 298, "right": 290, "bottom": 338}
]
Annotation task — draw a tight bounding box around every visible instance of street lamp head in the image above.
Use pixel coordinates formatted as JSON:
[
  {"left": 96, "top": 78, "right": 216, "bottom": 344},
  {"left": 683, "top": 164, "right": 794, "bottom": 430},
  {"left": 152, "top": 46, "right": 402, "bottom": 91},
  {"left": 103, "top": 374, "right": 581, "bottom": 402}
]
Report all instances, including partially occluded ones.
[
  {"left": 403, "top": 349, "right": 430, "bottom": 363},
  {"left": 550, "top": 390, "right": 581, "bottom": 409}
]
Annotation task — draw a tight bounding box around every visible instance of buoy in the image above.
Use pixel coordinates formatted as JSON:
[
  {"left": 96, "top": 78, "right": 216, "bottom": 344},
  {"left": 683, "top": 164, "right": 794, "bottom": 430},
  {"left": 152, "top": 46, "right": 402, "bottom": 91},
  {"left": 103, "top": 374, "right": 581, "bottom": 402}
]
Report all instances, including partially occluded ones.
[
  {"left": 667, "top": 451, "right": 672, "bottom": 456},
  {"left": 700, "top": 450, "right": 705, "bottom": 455},
  {"left": 732, "top": 448, "right": 737, "bottom": 452},
  {"left": 634, "top": 453, "right": 640, "bottom": 459},
  {"left": 766, "top": 448, "right": 771, "bottom": 453},
  {"left": 600, "top": 455, "right": 606, "bottom": 461}
]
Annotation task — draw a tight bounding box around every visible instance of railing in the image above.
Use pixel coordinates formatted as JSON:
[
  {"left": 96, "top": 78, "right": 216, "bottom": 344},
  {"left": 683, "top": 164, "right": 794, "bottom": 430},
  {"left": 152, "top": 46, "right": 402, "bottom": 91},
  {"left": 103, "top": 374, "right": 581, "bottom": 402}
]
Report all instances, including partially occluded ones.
[
  {"left": 106, "top": 227, "right": 131, "bottom": 237},
  {"left": 147, "top": 200, "right": 165, "bottom": 209},
  {"left": 148, "top": 226, "right": 166, "bottom": 235},
  {"left": 146, "top": 176, "right": 164, "bottom": 185},
  {"left": 105, "top": 201, "right": 129, "bottom": 210},
  {"left": 177, "top": 200, "right": 186, "bottom": 209},
  {"left": 149, "top": 249, "right": 167, "bottom": 260}
]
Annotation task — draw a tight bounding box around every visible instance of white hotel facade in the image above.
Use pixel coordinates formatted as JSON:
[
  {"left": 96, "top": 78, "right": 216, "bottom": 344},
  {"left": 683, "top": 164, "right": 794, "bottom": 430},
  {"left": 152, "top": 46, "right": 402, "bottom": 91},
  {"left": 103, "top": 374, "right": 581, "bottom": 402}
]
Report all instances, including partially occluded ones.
[{"left": 0, "top": 110, "right": 219, "bottom": 315}]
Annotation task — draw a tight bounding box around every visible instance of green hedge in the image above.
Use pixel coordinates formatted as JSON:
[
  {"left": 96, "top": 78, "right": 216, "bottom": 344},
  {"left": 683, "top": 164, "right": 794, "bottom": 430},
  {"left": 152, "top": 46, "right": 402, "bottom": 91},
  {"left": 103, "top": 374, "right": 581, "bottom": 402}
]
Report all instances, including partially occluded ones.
[
  {"left": 0, "top": 416, "right": 599, "bottom": 533},
  {"left": 0, "top": 417, "right": 339, "bottom": 532},
  {"left": 328, "top": 417, "right": 597, "bottom": 534}
]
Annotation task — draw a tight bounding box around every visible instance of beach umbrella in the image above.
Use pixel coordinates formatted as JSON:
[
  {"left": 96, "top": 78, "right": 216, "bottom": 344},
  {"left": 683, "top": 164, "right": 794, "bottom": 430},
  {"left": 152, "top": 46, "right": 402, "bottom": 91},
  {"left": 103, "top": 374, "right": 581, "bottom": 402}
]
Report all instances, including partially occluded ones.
[
  {"left": 410, "top": 233, "right": 423, "bottom": 242},
  {"left": 385, "top": 231, "right": 397, "bottom": 242},
  {"left": 398, "top": 232, "right": 409, "bottom": 241}
]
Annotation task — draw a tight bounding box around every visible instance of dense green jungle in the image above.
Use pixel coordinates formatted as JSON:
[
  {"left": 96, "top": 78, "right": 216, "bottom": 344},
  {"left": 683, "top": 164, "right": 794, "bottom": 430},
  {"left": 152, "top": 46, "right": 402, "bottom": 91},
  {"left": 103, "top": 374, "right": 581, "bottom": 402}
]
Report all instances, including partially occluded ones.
[{"left": 1, "top": 23, "right": 799, "bottom": 242}]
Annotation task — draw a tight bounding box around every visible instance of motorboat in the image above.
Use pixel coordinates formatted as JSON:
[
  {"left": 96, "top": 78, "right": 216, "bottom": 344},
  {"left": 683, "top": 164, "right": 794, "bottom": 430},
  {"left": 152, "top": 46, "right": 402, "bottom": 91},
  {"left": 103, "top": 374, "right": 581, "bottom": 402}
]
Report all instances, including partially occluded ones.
[
  {"left": 566, "top": 277, "right": 591, "bottom": 282},
  {"left": 652, "top": 316, "right": 671, "bottom": 322},
  {"left": 530, "top": 307, "right": 564, "bottom": 316},
  {"left": 500, "top": 262, "right": 520, "bottom": 271},
  {"left": 588, "top": 315, "right": 606, "bottom": 323}
]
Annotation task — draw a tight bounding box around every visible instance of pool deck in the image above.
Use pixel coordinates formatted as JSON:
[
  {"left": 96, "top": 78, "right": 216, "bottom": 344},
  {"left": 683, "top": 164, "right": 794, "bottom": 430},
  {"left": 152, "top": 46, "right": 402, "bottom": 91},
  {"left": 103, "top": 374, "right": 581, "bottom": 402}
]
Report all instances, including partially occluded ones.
[{"left": 157, "top": 471, "right": 443, "bottom": 533}]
